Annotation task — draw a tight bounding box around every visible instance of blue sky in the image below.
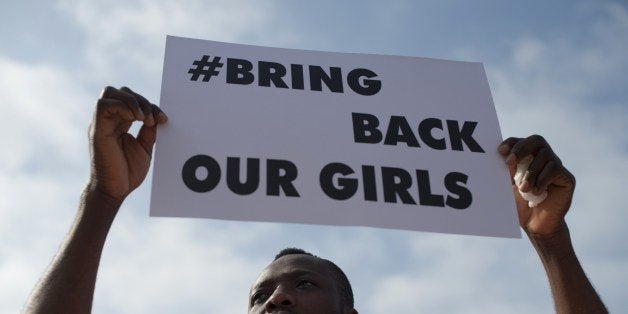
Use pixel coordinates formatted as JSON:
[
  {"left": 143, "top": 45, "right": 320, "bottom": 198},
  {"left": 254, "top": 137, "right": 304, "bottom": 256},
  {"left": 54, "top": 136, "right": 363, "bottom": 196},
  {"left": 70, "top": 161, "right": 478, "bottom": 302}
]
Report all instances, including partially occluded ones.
[{"left": 1, "top": 1, "right": 626, "bottom": 313}]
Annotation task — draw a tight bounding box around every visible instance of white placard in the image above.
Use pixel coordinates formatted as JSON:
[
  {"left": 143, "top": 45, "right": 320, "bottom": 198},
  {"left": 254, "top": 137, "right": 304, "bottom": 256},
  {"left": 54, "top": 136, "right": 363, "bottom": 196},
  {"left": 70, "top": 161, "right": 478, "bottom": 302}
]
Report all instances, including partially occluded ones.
[{"left": 150, "top": 35, "right": 519, "bottom": 238}]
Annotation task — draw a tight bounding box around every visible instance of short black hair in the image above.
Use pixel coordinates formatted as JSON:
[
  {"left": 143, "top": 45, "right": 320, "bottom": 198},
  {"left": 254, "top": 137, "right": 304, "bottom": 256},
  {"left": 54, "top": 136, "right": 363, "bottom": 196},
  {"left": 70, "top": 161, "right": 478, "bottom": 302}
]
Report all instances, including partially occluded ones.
[{"left": 274, "top": 247, "right": 354, "bottom": 309}]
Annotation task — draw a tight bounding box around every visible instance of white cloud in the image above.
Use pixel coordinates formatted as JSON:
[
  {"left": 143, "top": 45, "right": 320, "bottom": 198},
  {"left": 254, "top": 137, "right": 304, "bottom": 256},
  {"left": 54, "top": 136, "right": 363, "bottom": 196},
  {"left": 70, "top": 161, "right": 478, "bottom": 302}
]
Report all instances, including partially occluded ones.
[
  {"left": 0, "top": 56, "right": 93, "bottom": 313},
  {"left": 363, "top": 234, "right": 549, "bottom": 313},
  {"left": 57, "top": 0, "right": 277, "bottom": 90},
  {"left": 512, "top": 38, "right": 546, "bottom": 70},
  {"left": 0, "top": 57, "right": 90, "bottom": 174},
  {"left": 489, "top": 4, "right": 628, "bottom": 247},
  {"left": 94, "top": 219, "right": 272, "bottom": 312}
]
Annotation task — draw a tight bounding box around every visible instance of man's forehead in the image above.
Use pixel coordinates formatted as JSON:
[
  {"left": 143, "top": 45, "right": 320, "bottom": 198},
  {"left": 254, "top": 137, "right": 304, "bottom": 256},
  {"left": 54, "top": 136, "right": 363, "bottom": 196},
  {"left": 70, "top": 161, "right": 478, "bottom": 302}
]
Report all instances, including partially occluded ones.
[{"left": 250, "top": 254, "right": 331, "bottom": 291}]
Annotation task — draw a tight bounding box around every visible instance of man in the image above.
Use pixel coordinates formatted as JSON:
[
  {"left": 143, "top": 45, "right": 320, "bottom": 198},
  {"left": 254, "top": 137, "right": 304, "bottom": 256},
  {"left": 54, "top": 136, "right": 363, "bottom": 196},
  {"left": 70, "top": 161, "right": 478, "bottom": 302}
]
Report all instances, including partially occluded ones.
[
  {"left": 251, "top": 248, "right": 357, "bottom": 314},
  {"left": 25, "top": 87, "right": 607, "bottom": 313}
]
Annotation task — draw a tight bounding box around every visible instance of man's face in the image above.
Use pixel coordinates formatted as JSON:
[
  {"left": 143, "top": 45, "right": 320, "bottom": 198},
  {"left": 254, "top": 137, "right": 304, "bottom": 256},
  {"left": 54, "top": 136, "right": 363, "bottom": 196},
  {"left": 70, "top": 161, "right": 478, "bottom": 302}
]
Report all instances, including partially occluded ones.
[{"left": 248, "top": 254, "right": 355, "bottom": 314}]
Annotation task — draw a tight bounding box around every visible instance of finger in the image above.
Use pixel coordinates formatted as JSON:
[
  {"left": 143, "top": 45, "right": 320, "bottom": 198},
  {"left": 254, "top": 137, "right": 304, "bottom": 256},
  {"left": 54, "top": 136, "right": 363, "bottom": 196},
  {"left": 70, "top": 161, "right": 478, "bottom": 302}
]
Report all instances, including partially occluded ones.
[
  {"left": 136, "top": 105, "right": 168, "bottom": 154},
  {"left": 151, "top": 104, "right": 168, "bottom": 124},
  {"left": 121, "top": 86, "right": 155, "bottom": 127},
  {"left": 93, "top": 99, "right": 136, "bottom": 137},
  {"left": 520, "top": 147, "right": 555, "bottom": 192},
  {"left": 134, "top": 103, "right": 169, "bottom": 155},
  {"left": 100, "top": 86, "right": 145, "bottom": 122},
  {"left": 505, "top": 158, "right": 517, "bottom": 182},
  {"left": 535, "top": 161, "right": 574, "bottom": 194},
  {"left": 136, "top": 123, "right": 157, "bottom": 155},
  {"left": 498, "top": 137, "right": 522, "bottom": 156},
  {"left": 100, "top": 85, "right": 115, "bottom": 98},
  {"left": 498, "top": 137, "right": 522, "bottom": 179},
  {"left": 95, "top": 98, "right": 136, "bottom": 123},
  {"left": 505, "top": 134, "right": 549, "bottom": 170}
]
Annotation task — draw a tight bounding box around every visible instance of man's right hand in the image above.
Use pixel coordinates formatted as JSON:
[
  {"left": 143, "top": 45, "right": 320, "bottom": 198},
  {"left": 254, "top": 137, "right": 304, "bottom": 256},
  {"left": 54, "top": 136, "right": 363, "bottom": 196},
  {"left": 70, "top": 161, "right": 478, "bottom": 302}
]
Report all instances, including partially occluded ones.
[{"left": 88, "top": 86, "right": 167, "bottom": 204}]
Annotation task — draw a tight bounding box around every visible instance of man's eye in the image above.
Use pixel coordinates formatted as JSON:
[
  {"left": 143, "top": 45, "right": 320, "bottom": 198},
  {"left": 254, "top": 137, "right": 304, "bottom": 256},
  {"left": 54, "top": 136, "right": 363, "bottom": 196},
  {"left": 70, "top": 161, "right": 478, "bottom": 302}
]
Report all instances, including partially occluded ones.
[
  {"left": 251, "top": 292, "right": 269, "bottom": 304},
  {"left": 297, "top": 280, "right": 316, "bottom": 288}
]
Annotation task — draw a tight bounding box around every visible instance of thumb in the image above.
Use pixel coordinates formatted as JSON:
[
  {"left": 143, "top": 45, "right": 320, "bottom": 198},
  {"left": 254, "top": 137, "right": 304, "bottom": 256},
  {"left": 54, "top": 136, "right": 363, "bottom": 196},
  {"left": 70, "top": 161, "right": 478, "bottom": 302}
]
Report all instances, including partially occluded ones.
[
  {"left": 136, "top": 124, "right": 157, "bottom": 155},
  {"left": 513, "top": 187, "right": 531, "bottom": 229}
]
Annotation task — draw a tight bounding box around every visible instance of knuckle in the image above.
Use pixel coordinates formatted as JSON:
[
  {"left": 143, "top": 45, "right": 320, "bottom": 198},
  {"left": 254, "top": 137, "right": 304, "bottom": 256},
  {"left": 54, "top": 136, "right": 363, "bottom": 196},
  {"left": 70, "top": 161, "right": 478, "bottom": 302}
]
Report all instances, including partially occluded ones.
[
  {"left": 553, "top": 153, "right": 563, "bottom": 165},
  {"left": 100, "top": 86, "right": 116, "bottom": 98},
  {"left": 546, "top": 160, "right": 560, "bottom": 173},
  {"left": 503, "top": 137, "right": 521, "bottom": 145},
  {"left": 95, "top": 98, "right": 108, "bottom": 109},
  {"left": 119, "top": 87, "right": 137, "bottom": 101},
  {"left": 562, "top": 166, "right": 575, "bottom": 183},
  {"left": 536, "top": 147, "right": 548, "bottom": 157},
  {"left": 528, "top": 134, "right": 546, "bottom": 143},
  {"left": 510, "top": 142, "right": 523, "bottom": 154}
]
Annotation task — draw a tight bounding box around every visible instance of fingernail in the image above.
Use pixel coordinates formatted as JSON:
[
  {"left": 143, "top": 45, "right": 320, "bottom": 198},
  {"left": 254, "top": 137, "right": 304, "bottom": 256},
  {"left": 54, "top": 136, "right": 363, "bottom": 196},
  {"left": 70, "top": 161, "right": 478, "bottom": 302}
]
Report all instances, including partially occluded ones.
[
  {"left": 517, "top": 171, "right": 531, "bottom": 191},
  {"left": 519, "top": 180, "right": 529, "bottom": 192},
  {"left": 146, "top": 115, "right": 155, "bottom": 127},
  {"left": 498, "top": 144, "right": 509, "bottom": 155},
  {"left": 523, "top": 170, "right": 530, "bottom": 181}
]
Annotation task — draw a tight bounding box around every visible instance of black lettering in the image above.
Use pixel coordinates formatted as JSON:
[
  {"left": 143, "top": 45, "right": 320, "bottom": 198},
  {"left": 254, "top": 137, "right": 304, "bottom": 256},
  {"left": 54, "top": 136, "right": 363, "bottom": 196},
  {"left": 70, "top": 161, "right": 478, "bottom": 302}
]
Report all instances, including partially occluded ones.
[
  {"left": 347, "top": 68, "right": 381, "bottom": 96},
  {"left": 258, "top": 61, "right": 288, "bottom": 88},
  {"left": 309, "top": 66, "right": 343, "bottom": 93},
  {"left": 181, "top": 155, "right": 221, "bottom": 193},
  {"left": 446, "top": 120, "right": 485, "bottom": 153},
  {"left": 226, "top": 157, "right": 259, "bottom": 195},
  {"left": 320, "top": 163, "right": 358, "bottom": 200},
  {"left": 444, "top": 172, "right": 472, "bottom": 209},
  {"left": 352, "top": 112, "right": 382, "bottom": 143},
  {"left": 418, "top": 118, "right": 446, "bottom": 150},
  {"left": 382, "top": 167, "right": 416, "bottom": 204},
  {"left": 384, "top": 116, "right": 420, "bottom": 147},
  {"left": 361, "top": 165, "right": 377, "bottom": 201},
  {"left": 226, "top": 58, "right": 255, "bottom": 85},
  {"left": 266, "top": 159, "right": 300, "bottom": 197},
  {"left": 291, "top": 64, "right": 304, "bottom": 90},
  {"left": 415, "top": 170, "right": 445, "bottom": 207}
]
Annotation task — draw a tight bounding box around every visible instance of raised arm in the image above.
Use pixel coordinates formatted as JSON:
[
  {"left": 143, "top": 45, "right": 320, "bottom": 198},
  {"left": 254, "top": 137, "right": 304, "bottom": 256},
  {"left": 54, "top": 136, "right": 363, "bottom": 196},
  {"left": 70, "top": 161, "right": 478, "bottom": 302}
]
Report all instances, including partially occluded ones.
[
  {"left": 499, "top": 135, "right": 607, "bottom": 314},
  {"left": 24, "top": 87, "right": 167, "bottom": 313}
]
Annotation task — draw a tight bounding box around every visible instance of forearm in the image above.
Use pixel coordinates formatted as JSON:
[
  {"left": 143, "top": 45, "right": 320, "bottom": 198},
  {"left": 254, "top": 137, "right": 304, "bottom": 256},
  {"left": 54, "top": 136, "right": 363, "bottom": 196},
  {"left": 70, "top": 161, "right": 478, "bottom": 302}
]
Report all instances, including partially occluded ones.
[
  {"left": 25, "top": 185, "right": 122, "bottom": 314},
  {"left": 527, "top": 222, "right": 607, "bottom": 314}
]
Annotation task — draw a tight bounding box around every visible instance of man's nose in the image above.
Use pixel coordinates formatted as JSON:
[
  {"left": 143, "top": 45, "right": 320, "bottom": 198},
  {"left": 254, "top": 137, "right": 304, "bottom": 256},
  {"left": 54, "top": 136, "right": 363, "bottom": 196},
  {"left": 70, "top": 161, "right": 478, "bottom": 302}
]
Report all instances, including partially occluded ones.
[{"left": 265, "top": 287, "right": 295, "bottom": 311}]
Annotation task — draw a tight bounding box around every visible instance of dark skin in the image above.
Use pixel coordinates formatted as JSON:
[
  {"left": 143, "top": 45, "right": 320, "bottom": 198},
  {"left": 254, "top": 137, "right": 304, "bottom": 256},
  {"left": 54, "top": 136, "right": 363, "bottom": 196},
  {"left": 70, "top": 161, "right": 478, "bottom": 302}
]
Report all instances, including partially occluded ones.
[
  {"left": 24, "top": 86, "right": 167, "bottom": 313},
  {"left": 499, "top": 135, "right": 574, "bottom": 235},
  {"left": 249, "top": 255, "right": 358, "bottom": 314},
  {"left": 25, "top": 87, "right": 606, "bottom": 313},
  {"left": 499, "top": 136, "right": 607, "bottom": 313}
]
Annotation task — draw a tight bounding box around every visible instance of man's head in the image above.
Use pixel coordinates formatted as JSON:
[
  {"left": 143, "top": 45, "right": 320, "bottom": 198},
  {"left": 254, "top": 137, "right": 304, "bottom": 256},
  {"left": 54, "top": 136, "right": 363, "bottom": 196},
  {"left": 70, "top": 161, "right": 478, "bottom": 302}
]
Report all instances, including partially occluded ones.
[{"left": 248, "top": 248, "right": 357, "bottom": 314}]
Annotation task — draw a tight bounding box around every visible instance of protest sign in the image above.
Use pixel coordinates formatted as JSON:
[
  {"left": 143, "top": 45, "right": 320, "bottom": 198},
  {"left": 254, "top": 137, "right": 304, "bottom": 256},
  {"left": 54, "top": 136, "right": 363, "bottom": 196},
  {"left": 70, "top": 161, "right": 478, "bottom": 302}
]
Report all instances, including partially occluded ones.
[{"left": 150, "top": 35, "right": 519, "bottom": 238}]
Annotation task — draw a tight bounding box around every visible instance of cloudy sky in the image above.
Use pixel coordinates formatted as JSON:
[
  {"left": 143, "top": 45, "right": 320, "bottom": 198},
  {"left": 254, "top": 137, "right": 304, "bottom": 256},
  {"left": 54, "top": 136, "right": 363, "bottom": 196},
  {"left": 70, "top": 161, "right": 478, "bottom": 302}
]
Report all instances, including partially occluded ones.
[{"left": 1, "top": 0, "right": 626, "bottom": 313}]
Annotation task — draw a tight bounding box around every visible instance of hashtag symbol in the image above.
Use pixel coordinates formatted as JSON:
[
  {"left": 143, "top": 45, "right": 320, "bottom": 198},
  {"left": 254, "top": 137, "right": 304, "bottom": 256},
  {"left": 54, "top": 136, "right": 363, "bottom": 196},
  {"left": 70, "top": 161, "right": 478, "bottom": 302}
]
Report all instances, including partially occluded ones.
[{"left": 188, "top": 55, "right": 223, "bottom": 82}]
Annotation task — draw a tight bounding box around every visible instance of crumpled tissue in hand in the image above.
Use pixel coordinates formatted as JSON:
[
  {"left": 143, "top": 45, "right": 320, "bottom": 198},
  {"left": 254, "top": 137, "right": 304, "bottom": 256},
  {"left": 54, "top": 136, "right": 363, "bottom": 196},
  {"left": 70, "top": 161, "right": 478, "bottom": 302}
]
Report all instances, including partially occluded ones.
[{"left": 513, "top": 155, "right": 548, "bottom": 207}]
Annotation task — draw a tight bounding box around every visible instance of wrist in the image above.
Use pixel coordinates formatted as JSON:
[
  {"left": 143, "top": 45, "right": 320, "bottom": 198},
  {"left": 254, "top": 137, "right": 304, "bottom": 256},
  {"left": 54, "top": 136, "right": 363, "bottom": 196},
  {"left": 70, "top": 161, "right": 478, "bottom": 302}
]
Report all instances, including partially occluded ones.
[
  {"left": 526, "top": 220, "right": 573, "bottom": 257},
  {"left": 80, "top": 183, "right": 125, "bottom": 222},
  {"left": 83, "top": 181, "right": 125, "bottom": 208},
  {"left": 526, "top": 219, "right": 568, "bottom": 239}
]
